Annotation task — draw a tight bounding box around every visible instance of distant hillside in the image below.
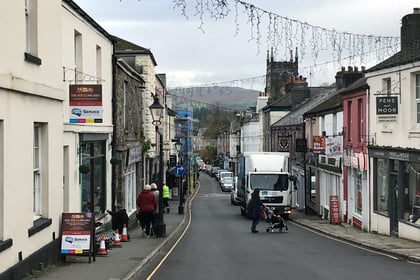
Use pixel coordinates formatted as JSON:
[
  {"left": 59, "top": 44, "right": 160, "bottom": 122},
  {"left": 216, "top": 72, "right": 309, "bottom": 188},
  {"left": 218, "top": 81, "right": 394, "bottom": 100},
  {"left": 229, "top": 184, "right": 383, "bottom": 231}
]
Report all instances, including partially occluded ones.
[{"left": 170, "top": 86, "right": 260, "bottom": 111}]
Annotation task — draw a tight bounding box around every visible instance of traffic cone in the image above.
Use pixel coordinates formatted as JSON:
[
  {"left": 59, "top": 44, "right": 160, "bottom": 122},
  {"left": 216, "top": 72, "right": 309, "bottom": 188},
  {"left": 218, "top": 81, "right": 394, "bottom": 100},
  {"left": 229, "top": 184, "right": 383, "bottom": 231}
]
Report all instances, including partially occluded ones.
[
  {"left": 121, "top": 224, "right": 130, "bottom": 242},
  {"left": 112, "top": 229, "right": 122, "bottom": 247},
  {"left": 97, "top": 234, "right": 109, "bottom": 256}
]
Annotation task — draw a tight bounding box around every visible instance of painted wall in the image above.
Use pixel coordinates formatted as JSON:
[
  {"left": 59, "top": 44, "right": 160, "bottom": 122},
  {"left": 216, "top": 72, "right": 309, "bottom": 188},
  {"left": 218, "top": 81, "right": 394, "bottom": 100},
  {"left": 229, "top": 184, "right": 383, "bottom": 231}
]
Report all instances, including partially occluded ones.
[{"left": 0, "top": 0, "right": 64, "bottom": 272}]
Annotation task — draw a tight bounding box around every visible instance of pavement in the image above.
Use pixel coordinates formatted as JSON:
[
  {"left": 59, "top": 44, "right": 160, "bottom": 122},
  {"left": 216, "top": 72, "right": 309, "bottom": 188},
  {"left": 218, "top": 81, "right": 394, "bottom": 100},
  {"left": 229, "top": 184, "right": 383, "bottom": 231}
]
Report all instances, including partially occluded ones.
[{"left": 27, "top": 190, "right": 420, "bottom": 279}]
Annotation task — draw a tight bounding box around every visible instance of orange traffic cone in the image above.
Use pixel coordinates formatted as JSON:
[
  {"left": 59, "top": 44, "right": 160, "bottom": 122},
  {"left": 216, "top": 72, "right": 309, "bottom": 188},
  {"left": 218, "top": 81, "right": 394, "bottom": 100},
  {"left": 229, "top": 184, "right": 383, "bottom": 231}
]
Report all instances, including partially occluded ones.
[
  {"left": 121, "top": 224, "right": 130, "bottom": 242},
  {"left": 97, "top": 234, "right": 109, "bottom": 256},
  {"left": 113, "top": 229, "right": 122, "bottom": 247}
]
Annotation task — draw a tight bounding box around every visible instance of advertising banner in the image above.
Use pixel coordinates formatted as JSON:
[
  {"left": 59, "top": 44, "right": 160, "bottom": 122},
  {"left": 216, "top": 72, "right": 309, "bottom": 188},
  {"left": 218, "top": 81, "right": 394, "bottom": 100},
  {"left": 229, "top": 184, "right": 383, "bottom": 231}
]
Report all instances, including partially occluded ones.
[
  {"left": 60, "top": 212, "right": 94, "bottom": 256},
  {"left": 69, "top": 84, "right": 103, "bottom": 123}
]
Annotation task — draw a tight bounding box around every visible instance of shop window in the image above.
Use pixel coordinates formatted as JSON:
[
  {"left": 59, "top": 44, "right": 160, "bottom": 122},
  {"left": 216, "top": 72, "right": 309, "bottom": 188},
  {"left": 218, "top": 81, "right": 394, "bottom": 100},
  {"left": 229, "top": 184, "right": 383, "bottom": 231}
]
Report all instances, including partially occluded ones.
[
  {"left": 355, "top": 172, "right": 362, "bottom": 215},
  {"left": 309, "top": 168, "right": 316, "bottom": 202},
  {"left": 125, "top": 164, "right": 137, "bottom": 211},
  {"left": 80, "top": 142, "right": 106, "bottom": 215},
  {"left": 407, "top": 163, "right": 420, "bottom": 224},
  {"left": 0, "top": 120, "right": 3, "bottom": 239},
  {"left": 375, "top": 158, "right": 389, "bottom": 215}
]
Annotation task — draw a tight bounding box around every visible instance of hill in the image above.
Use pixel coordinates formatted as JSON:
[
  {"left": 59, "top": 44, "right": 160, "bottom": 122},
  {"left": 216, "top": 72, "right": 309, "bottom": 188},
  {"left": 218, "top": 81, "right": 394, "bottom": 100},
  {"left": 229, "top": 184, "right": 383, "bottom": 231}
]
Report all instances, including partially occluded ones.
[{"left": 170, "top": 86, "right": 260, "bottom": 111}]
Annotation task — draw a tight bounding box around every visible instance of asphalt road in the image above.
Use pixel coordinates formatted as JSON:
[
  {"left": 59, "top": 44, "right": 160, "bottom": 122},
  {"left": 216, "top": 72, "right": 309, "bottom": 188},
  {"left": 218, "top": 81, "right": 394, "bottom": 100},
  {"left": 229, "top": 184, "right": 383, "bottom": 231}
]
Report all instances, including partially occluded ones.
[{"left": 141, "top": 173, "right": 420, "bottom": 280}]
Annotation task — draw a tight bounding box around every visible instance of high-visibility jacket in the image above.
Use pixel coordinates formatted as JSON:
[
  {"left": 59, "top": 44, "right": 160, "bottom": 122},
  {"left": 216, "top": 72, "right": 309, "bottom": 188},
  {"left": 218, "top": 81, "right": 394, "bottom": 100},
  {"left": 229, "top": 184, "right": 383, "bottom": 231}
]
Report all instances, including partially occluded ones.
[{"left": 162, "top": 184, "right": 170, "bottom": 198}]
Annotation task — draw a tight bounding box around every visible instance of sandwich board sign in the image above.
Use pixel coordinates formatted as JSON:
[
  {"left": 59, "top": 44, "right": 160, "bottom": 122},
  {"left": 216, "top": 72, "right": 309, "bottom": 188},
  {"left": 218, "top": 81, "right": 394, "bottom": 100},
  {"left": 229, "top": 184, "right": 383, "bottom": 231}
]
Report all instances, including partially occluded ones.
[{"left": 60, "top": 212, "right": 95, "bottom": 263}]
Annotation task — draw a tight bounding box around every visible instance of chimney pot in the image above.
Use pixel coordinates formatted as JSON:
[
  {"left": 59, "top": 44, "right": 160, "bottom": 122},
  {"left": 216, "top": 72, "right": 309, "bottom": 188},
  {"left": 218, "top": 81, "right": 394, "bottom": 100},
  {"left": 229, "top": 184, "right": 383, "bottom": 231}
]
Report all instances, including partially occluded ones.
[
  {"left": 414, "top": 7, "right": 420, "bottom": 14},
  {"left": 361, "top": 66, "right": 366, "bottom": 72},
  {"left": 354, "top": 66, "right": 358, "bottom": 72},
  {"left": 348, "top": 66, "right": 353, "bottom": 72}
]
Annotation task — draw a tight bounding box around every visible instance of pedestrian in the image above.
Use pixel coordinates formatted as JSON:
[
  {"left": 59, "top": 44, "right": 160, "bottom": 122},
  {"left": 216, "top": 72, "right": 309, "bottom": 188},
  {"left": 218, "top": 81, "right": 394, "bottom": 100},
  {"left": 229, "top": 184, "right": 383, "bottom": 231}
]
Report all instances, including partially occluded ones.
[
  {"left": 162, "top": 182, "right": 170, "bottom": 213},
  {"left": 150, "top": 183, "right": 159, "bottom": 237},
  {"left": 136, "top": 184, "right": 157, "bottom": 237},
  {"left": 107, "top": 204, "right": 129, "bottom": 236},
  {"left": 249, "top": 188, "right": 264, "bottom": 233}
]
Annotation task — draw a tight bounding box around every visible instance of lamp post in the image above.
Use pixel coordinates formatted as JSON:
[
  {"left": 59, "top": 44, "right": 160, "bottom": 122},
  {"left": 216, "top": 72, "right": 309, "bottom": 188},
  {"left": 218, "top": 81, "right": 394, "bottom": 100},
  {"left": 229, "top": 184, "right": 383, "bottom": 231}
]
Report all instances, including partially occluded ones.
[
  {"left": 149, "top": 94, "right": 166, "bottom": 237},
  {"left": 174, "top": 140, "right": 184, "bottom": 214}
]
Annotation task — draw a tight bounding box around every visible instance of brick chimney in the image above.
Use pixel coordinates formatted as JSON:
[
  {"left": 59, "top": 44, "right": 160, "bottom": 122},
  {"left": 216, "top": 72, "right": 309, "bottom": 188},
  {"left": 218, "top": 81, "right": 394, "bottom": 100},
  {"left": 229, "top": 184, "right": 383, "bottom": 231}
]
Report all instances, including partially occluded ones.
[
  {"left": 401, "top": 8, "right": 420, "bottom": 51},
  {"left": 335, "top": 66, "right": 364, "bottom": 89}
]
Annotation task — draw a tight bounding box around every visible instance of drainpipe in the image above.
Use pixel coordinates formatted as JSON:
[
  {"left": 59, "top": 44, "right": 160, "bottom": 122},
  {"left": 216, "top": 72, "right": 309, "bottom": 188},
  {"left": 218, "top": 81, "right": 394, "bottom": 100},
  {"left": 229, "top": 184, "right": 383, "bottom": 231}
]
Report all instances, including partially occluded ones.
[
  {"left": 111, "top": 43, "right": 117, "bottom": 212},
  {"left": 366, "top": 84, "right": 371, "bottom": 232}
]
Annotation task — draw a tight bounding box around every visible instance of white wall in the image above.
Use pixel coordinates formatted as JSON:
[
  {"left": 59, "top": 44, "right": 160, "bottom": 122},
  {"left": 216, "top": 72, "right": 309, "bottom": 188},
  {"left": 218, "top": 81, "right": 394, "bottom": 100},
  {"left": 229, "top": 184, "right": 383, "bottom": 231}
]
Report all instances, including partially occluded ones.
[{"left": 0, "top": 0, "right": 64, "bottom": 271}]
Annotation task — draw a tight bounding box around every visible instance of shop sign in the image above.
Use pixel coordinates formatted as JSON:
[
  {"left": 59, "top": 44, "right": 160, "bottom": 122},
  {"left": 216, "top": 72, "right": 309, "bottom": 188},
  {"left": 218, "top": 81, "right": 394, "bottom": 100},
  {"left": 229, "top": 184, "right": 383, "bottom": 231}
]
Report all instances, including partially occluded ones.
[
  {"left": 329, "top": 195, "right": 341, "bottom": 225},
  {"left": 325, "top": 136, "right": 342, "bottom": 157},
  {"left": 127, "top": 146, "right": 142, "bottom": 165},
  {"left": 313, "top": 136, "right": 325, "bottom": 153},
  {"left": 376, "top": 96, "right": 398, "bottom": 115},
  {"left": 60, "top": 213, "right": 94, "bottom": 256},
  {"left": 69, "top": 84, "right": 103, "bottom": 123}
]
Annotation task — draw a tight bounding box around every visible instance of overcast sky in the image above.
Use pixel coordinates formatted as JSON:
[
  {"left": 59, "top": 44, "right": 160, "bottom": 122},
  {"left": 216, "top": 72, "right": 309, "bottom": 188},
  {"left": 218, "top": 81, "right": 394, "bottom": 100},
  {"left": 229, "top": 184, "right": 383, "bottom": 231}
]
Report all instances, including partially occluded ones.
[{"left": 75, "top": 0, "right": 419, "bottom": 91}]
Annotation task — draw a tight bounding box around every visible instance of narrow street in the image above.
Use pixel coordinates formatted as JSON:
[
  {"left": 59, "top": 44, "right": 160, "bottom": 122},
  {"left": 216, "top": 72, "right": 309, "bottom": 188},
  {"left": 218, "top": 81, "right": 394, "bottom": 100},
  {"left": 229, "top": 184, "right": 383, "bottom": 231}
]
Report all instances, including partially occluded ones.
[{"left": 141, "top": 173, "right": 420, "bottom": 280}]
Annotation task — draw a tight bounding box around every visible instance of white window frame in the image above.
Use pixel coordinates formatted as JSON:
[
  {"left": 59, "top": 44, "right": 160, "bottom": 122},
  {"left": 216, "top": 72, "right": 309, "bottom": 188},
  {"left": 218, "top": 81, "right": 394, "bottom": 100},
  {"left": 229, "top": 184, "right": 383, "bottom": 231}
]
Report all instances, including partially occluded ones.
[
  {"left": 25, "top": 0, "right": 38, "bottom": 55},
  {"left": 96, "top": 45, "right": 102, "bottom": 80},
  {"left": 33, "top": 123, "right": 42, "bottom": 218},
  {"left": 383, "top": 78, "right": 391, "bottom": 95},
  {"left": 74, "top": 30, "right": 83, "bottom": 81},
  {"left": 124, "top": 164, "right": 137, "bottom": 211},
  {"left": 416, "top": 73, "right": 420, "bottom": 125}
]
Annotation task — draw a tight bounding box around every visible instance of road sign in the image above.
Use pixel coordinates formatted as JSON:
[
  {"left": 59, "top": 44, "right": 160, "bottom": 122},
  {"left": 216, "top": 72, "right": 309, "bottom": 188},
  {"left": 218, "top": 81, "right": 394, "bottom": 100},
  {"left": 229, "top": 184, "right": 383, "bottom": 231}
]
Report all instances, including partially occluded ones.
[{"left": 174, "top": 164, "right": 185, "bottom": 177}]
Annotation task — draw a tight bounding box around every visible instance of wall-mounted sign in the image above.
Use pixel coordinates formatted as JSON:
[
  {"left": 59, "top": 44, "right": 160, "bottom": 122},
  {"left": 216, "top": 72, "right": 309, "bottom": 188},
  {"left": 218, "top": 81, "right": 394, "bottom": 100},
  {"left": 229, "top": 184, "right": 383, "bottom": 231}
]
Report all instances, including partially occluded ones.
[
  {"left": 69, "top": 85, "right": 103, "bottom": 123},
  {"left": 127, "top": 146, "right": 142, "bottom": 165},
  {"left": 278, "top": 137, "right": 289, "bottom": 150},
  {"left": 313, "top": 136, "right": 325, "bottom": 153},
  {"left": 376, "top": 96, "right": 398, "bottom": 115}
]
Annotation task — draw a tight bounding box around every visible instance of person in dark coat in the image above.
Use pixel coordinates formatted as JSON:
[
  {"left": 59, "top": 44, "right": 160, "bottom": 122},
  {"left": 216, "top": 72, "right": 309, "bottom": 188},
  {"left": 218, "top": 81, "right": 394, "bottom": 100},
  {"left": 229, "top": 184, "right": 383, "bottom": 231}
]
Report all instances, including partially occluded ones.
[
  {"left": 249, "top": 188, "right": 264, "bottom": 233},
  {"left": 136, "top": 184, "right": 157, "bottom": 237},
  {"left": 107, "top": 204, "right": 129, "bottom": 235}
]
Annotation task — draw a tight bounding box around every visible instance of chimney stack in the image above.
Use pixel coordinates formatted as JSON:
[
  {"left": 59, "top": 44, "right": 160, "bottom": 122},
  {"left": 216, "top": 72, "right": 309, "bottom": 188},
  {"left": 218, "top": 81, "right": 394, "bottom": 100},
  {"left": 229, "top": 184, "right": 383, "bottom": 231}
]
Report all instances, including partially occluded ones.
[{"left": 401, "top": 8, "right": 420, "bottom": 51}]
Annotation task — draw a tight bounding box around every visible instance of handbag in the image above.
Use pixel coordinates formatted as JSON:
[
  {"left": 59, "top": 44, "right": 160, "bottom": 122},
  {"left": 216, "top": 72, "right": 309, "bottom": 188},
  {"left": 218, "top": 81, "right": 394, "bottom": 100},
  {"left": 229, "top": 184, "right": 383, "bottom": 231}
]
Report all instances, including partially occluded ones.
[{"left": 260, "top": 209, "right": 266, "bottom": 220}]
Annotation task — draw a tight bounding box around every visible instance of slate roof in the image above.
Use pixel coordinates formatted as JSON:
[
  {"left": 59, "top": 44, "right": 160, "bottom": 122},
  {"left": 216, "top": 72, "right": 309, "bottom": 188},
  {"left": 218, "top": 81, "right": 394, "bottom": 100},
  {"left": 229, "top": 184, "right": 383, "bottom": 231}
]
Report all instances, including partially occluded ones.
[
  {"left": 366, "top": 42, "right": 420, "bottom": 72},
  {"left": 271, "top": 87, "right": 335, "bottom": 127},
  {"left": 112, "top": 36, "right": 157, "bottom": 66}
]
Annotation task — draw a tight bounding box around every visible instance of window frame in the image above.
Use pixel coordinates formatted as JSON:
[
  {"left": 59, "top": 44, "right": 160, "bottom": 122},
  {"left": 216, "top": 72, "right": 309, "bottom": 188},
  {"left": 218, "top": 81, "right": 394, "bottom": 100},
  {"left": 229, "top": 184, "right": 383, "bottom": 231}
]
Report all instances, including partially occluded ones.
[{"left": 33, "top": 123, "right": 42, "bottom": 219}]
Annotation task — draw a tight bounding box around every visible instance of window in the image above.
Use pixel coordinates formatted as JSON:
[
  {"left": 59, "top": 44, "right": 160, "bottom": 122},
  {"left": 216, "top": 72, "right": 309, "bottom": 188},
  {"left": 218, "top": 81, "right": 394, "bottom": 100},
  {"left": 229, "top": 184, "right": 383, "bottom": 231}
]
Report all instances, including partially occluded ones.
[
  {"left": 125, "top": 164, "right": 137, "bottom": 211},
  {"left": 74, "top": 30, "right": 83, "bottom": 81},
  {"left": 347, "top": 101, "right": 352, "bottom": 142},
  {"left": 96, "top": 45, "right": 102, "bottom": 80},
  {"left": 355, "top": 172, "right": 362, "bottom": 215},
  {"left": 408, "top": 163, "right": 420, "bottom": 223},
  {"left": 358, "top": 98, "right": 363, "bottom": 143},
  {"left": 375, "top": 158, "right": 389, "bottom": 215},
  {"left": 80, "top": 141, "right": 106, "bottom": 214},
  {"left": 383, "top": 78, "right": 391, "bottom": 95},
  {"left": 123, "top": 81, "right": 128, "bottom": 128},
  {"left": 33, "top": 123, "right": 43, "bottom": 218},
  {"left": 24, "top": 0, "right": 41, "bottom": 64},
  {"left": 416, "top": 74, "right": 420, "bottom": 124},
  {"left": 0, "top": 121, "right": 3, "bottom": 239}
]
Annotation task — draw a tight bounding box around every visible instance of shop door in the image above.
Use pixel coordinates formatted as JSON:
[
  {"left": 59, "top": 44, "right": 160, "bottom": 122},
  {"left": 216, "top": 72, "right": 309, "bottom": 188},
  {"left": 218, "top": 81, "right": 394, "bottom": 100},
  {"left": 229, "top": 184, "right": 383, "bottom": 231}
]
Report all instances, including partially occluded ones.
[{"left": 390, "top": 174, "right": 399, "bottom": 235}]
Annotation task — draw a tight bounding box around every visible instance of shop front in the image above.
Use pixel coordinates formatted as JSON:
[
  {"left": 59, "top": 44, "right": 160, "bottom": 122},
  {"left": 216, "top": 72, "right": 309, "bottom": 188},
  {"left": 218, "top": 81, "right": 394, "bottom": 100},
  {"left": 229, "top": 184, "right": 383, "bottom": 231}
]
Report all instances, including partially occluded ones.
[{"left": 369, "top": 146, "right": 420, "bottom": 241}]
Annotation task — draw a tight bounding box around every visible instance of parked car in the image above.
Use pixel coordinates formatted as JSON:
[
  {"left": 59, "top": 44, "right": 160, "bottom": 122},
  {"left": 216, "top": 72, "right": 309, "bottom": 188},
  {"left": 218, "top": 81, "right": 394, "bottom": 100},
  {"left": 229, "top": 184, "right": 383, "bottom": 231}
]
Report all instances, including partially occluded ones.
[
  {"left": 230, "top": 176, "right": 240, "bottom": 205},
  {"left": 216, "top": 169, "right": 228, "bottom": 181},
  {"left": 210, "top": 166, "right": 220, "bottom": 178},
  {"left": 220, "top": 176, "right": 233, "bottom": 192}
]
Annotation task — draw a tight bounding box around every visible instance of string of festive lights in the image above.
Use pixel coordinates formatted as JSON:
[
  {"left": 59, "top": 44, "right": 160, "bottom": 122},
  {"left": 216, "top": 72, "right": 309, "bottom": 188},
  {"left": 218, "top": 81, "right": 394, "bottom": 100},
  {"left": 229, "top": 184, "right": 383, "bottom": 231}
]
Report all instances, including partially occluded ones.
[{"left": 172, "top": 0, "right": 400, "bottom": 69}]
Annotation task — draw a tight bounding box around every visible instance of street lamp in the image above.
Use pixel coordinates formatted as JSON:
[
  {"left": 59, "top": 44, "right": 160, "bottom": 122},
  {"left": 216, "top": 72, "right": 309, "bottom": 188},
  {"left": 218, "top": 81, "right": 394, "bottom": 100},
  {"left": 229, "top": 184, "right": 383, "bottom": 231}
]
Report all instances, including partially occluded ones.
[
  {"left": 174, "top": 140, "right": 184, "bottom": 214},
  {"left": 149, "top": 94, "right": 166, "bottom": 237}
]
